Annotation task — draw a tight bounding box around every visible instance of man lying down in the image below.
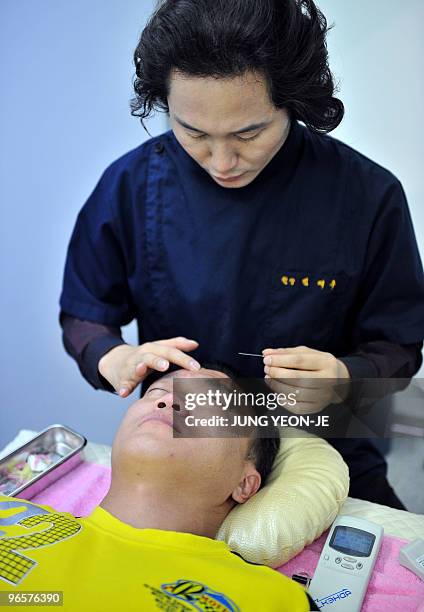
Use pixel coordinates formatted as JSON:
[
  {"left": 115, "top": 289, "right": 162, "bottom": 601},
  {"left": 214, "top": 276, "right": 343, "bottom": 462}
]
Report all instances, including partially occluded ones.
[{"left": 0, "top": 365, "right": 317, "bottom": 611}]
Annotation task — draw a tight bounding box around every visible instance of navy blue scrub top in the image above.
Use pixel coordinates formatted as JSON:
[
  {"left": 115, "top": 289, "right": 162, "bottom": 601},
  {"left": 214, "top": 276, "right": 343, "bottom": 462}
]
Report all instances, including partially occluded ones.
[{"left": 60, "top": 120, "right": 424, "bottom": 378}]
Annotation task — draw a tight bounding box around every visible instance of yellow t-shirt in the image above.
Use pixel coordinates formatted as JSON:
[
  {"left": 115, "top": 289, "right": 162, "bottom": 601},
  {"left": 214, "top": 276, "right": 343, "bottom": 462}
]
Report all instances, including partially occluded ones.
[{"left": 0, "top": 495, "right": 310, "bottom": 611}]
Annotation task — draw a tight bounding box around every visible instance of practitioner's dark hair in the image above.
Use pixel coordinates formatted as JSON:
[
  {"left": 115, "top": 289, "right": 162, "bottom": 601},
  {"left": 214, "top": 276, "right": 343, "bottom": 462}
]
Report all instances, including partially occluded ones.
[
  {"left": 131, "top": 0, "right": 343, "bottom": 133},
  {"left": 141, "top": 360, "right": 280, "bottom": 488}
]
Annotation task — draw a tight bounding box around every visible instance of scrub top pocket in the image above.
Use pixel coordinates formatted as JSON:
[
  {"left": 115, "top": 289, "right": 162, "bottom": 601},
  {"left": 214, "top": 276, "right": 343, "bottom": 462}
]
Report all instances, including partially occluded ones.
[{"left": 263, "top": 269, "right": 351, "bottom": 351}]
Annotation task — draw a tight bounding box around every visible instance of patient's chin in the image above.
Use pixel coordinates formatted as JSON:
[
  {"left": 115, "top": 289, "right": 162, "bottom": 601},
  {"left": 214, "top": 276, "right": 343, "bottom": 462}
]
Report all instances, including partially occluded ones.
[{"left": 119, "top": 429, "right": 189, "bottom": 463}]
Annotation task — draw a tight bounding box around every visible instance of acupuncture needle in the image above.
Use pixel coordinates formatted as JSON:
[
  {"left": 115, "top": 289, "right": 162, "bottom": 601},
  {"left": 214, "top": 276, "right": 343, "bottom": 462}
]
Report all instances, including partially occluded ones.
[{"left": 238, "top": 352, "right": 263, "bottom": 358}]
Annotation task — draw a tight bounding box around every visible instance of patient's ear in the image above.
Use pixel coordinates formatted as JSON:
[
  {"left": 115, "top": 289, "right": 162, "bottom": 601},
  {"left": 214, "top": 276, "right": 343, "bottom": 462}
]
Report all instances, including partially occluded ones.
[{"left": 231, "top": 465, "right": 261, "bottom": 504}]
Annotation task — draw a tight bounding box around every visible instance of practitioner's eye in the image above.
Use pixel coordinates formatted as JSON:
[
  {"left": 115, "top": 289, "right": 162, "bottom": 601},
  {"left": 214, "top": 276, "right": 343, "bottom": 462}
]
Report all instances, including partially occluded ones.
[
  {"left": 186, "top": 129, "right": 207, "bottom": 140},
  {"left": 236, "top": 130, "right": 262, "bottom": 141}
]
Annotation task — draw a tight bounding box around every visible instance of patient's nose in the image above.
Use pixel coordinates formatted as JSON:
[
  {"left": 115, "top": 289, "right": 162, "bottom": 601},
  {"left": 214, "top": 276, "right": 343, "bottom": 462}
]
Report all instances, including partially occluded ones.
[
  {"left": 156, "top": 400, "right": 181, "bottom": 411},
  {"left": 151, "top": 388, "right": 183, "bottom": 412}
]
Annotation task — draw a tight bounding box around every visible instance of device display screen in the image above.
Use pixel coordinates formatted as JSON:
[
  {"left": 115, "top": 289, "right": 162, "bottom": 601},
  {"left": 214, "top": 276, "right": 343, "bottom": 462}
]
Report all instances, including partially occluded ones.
[{"left": 329, "top": 526, "right": 375, "bottom": 557}]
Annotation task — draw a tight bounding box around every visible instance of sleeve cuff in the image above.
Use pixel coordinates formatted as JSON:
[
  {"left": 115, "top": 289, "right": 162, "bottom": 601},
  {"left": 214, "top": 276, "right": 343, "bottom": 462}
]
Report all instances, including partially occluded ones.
[
  {"left": 338, "top": 355, "right": 379, "bottom": 380},
  {"left": 81, "top": 335, "right": 126, "bottom": 392},
  {"left": 337, "top": 355, "right": 379, "bottom": 414}
]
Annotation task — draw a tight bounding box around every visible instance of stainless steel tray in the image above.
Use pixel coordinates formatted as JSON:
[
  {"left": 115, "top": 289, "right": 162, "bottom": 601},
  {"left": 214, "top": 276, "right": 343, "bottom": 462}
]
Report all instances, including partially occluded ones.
[{"left": 0, "top": 424, "right": 87, "bottom": 499}]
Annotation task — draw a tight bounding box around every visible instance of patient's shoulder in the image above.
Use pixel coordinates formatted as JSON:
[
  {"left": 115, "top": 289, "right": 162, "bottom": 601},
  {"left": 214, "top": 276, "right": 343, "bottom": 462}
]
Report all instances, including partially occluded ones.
[
  {"left": 228, "top": 547, "right": 310, "bottom": 606},
  {"left": 230, "top": 550, "right": 262, "bottom": 566}
]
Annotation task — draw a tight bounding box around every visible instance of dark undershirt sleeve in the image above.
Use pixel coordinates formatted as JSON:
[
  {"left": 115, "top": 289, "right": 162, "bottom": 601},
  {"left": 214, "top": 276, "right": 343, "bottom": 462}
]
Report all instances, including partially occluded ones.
[
  {"left": 339, "top": 340, "right": 423, "bottom": 379},
  {"left": 337, "top": 341, "right": 423, "bottom": 416},
  {"left": 60, "top": 312, "right": 125, "bottom": 392}
]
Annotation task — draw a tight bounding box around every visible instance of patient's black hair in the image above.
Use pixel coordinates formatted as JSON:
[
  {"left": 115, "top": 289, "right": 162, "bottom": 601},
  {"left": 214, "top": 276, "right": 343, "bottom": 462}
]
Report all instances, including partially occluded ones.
[
  {"left": 131, "top": 0, "right": 343, "bottom": 133},
  {"left": 141, "top": 360, "right": 280, "bottom": 488},
  {"left": 247, "top": 436, "right": 280, "bottom": 489}
]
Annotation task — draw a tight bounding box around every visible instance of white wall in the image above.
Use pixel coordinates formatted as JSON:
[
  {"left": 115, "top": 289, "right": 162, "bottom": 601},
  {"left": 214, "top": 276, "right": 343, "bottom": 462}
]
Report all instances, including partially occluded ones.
[
  {"left": 0, "top": 1, "right": 166, "bottom": 447},
  {"left": 319, "top": 0, "right": 424, "bottom": 374},
  {"left": 319, "top": 0, "right": 424, "bottom": 254}
]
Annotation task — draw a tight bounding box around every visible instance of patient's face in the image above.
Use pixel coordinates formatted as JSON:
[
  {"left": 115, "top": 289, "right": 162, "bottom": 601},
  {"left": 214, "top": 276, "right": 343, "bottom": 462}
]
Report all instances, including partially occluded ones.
[{"left": 112, "top": 368, "right": 256, "bottom": 501}]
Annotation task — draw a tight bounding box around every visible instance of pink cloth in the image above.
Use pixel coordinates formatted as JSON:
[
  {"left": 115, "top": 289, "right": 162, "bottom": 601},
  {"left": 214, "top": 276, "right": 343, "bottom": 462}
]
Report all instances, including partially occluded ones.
[
  {"left": 278, "top": 533, "right": 424, "bottom": 611},
  {"left": 33, "top": 462, "right": 424, "bottom": 610},
  {"left": 32, "top": 461, "right": 111, "bottom": 515}
]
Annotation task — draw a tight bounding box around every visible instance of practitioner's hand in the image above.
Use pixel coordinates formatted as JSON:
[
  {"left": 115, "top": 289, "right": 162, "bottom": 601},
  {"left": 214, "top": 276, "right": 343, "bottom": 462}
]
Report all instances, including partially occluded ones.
[
  {"left": 98, "top": 337, "right": 200, "bottom": 398},
  {"left": 262, "top": 346, "right": 350, "bottom": 414}
]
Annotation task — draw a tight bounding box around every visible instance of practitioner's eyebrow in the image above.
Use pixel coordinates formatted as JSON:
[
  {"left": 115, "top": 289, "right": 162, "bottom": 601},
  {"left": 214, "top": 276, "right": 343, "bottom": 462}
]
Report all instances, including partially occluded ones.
[{"left": 174, "top": 116, "right": 271, "bottom": 135}]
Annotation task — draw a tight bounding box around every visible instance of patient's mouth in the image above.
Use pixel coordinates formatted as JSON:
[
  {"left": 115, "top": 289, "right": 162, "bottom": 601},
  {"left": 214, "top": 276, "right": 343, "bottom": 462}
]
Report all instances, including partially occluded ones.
[{"left": 138, "top": 414, "right": 180, "bottom": 433}]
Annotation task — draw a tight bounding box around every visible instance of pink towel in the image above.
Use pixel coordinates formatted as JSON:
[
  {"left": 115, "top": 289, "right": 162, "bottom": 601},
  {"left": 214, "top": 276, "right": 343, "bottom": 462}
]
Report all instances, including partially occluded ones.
[
  {"left": 32, "top": 462, "right": 424, "bottom": 610},
  {"left": 32, "top": 461, "right": 111, "bottom": 515}
]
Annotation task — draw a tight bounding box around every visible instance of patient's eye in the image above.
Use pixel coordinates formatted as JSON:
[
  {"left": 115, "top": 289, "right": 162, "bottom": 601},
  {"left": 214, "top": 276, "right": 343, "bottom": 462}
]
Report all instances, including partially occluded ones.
[{"left": 146, "top": 387, "right": 168, "bottom": 395}]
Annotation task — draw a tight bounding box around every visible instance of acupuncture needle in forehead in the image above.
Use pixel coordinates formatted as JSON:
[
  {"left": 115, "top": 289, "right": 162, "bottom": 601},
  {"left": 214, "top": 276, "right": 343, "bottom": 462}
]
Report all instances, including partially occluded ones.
[{"left": 238, "top": 352, "right": 263, "bottom": 357}]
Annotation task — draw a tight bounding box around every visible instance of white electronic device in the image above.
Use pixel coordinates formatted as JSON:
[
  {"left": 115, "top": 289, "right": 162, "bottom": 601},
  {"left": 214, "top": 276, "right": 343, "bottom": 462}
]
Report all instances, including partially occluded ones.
[
  {"left": 308, "top": 515, "right": 383, "bottom": 611},
  {"left": 399, "top": 538, "right": 424, "bottom": 581}
]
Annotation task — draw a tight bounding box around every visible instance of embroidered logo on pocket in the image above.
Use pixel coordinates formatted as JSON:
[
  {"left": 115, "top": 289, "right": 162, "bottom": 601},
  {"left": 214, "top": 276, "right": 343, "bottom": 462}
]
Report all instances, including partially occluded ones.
[{"left": 281, "top": 275, "right": 336, "bottom": 290}]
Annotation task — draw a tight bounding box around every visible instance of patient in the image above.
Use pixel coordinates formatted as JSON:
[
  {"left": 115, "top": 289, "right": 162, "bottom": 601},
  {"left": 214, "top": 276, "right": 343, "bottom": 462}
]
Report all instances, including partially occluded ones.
[{"left": 0, "top": 366, "right": 316, "bottom": 611}]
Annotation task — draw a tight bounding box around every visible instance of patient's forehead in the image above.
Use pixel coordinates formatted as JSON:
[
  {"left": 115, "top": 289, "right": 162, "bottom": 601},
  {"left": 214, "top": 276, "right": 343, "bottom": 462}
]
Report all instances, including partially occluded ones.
[
  {"left": 156, "top": 368, "right": 229, "bottom": 385},
  {"left": 143, "top": 368, "right": 229, "bottom": 392}
]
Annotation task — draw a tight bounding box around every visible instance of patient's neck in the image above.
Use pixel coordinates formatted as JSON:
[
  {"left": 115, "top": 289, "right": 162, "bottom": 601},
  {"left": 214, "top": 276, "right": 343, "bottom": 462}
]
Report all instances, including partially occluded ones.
[{"left": 100, "top": 475, "right": 233, "bottom": 539}]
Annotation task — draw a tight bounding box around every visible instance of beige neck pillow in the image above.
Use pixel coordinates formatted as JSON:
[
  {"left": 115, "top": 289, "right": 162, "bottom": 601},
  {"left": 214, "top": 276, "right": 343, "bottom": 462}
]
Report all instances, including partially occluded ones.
[{"left": 217, "top": 433, "right": 349, "bottom": 567}]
